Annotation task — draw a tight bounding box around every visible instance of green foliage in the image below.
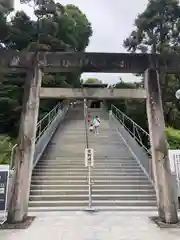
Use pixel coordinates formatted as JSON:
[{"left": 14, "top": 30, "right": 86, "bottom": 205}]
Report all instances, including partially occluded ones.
[
  {"left": 110, "top": 79, "right": 180, "bottom": 150},
  {"left": 166, "top": 127, "right": 180, "bottom": 149},
  {"left": 107, "top": 78, "right": 180, "bottom": 151},
  {"left": 84, "top": 78, "right": 103, "bottom": 84},
  {"left": 123, "top": 0, "right": 180, "bottom": 54},
  {"left": 0, "top": 136, "right": 13, "bottom": 164},
  {"left": 123, "top": 0, "right": 180, "bottom": 137},
  {"left": 0, "top": 0, "right": 92, "bottom": 138}
]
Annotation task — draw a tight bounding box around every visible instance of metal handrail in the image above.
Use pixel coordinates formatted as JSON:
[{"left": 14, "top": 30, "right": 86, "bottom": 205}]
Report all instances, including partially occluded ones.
[
  {"left": 9, "top": 102, "right": 63, "bottom": 169},
  {"left": 111, "top": 104, "right": 151, "bottom": 155},
  {"left": 110, "top": 104, "right": 154, "bottom": 184},
  {"left": 10, "top": 143, "right": 17, "bottom": 169},
  {"left": 36, "top": 103, "right": 62, "bottom": 143}
]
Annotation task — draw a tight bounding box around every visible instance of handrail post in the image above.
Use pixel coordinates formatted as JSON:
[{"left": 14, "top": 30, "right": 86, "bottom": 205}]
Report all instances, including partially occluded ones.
[
  {"left": 38, "top": 122, "right": 41, "bottom": 140},
  {"left": 133, "top": 122, "right": 135, "bottom": 139},
  {"left": 88, "top": 165, "right": 92, "bottom": 208},
  {"left": 48, "top": 112, "right": 51, "bottom": 127},
  {"left": 122, "top": 113, "right": 124, "bottom": 126},
  {"left": 84, "top": 99, "right": 89, "bottom": 149}
]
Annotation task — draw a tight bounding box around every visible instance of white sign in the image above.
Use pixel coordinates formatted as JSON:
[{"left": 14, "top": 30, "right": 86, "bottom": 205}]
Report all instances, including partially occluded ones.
[
  {"left": 0, "top": 165, "right": 9, "bottom": 225},
  {"left": 85, "top": 148, "right": 94, "bottom": 167},
  {"left": 168, "top": 150, "right": 180, "bottom": 196}
]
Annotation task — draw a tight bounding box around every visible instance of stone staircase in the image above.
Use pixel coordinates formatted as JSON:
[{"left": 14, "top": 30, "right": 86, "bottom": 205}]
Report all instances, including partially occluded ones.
[{"left": 29, "top": 106, "right": 156, "bottom": 212}]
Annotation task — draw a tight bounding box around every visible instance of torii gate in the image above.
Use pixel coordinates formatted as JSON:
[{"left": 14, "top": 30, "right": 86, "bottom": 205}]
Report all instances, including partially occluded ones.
[{"left": 1, "top": 50, "right": 179, "bottom": 224}]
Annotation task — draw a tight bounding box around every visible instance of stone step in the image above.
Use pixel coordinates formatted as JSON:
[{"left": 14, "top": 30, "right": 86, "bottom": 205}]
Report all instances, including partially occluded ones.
[
  {"left": 43, "top": 152, "right": 133, "bottom": 157},
  {"left": 29, "top": 194, "right": 156, "bottom": 202},
  {"left": 30, "top": 110, "right": 155, "bottom": 211},
  {"left": 30, "top": 184, "right": 154, "bottom": 190},
  {"left": 32, "top": 172, "right": 144, "bottom": 177},
  {"left": 28, "top": 200, "right": 157, "bottom": 207},
  {"left": 35, "top": 164, "right": 139, "bottom": 168},
  {"left": 36, "top": 160, "right": 139, "bottom": 165},
  {"left": 36, "top": 161, "right": 138, "bottom": 166},
  {"left": 31, "top": 175, "right": 148, "bottom": 180},
  {"left": 37, "top": 158, "right": 137, "bottom": 163},
  {"left": 41, "top": 156, "right": 135, "bottom": 160},
  {"left": 33, "top": 166, "right": 141, "bottom": 172},
  {"left": 31, "top": 179, "right": 151, "bottom": 185},
  {"left": 30, "top": 189, "right": 155, "bottom": 195},
  {"left": 28, "top": 206, "right": 158, "bottom": 212},
  {"left": 44, "top": 155, "right": 134, "bottom": 159},
  {"left": 60, "top": 140, "right": 124, "bottom": 144},
  {"left": 34, "top": 167, "right": 143, "bottom": 171},
  {"left": 33, "top": 169, "right": 143, "bottom": 174},
  {"left": 34, "top": 165, "right": 139, "bottom": 170}
]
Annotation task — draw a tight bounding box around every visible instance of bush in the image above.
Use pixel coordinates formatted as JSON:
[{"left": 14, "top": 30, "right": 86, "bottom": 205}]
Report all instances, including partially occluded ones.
[
  {"left": 0, "top": 136, "right": 13, "bottom": 164},
  {"left": 166, "top": 127, "right": 180, "bottom": 149}
]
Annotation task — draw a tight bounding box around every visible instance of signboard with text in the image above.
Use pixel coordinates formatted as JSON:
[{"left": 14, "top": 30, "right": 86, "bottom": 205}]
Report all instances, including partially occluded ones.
[
  {"left": 85, "top": 148, "right": 94, "bottom": 167},
  {"left": 0, "top": 165, "right": 9, "bottom": 224},
  {"left": 168, "top": 150, "right": 180, "bottom": 197}
]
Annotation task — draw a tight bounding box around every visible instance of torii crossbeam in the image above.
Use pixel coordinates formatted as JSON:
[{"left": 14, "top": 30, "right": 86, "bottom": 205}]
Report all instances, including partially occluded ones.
[{"left": 1, "top": 50, "right": 180, "bottom": 73}]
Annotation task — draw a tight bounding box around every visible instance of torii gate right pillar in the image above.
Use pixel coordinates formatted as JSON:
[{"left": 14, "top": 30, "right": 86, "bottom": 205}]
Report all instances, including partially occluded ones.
[{"left": 144, "top": 68, "right": 178, "bottom": 224}]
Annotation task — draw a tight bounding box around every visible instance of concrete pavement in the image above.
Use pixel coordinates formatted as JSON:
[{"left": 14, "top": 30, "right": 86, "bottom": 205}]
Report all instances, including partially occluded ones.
[{"left": 0, "top": 212, "right": 180, "bottom": 240}]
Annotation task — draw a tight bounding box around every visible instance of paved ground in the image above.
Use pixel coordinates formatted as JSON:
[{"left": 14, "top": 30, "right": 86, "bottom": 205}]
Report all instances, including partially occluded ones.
[{"left": 0, "top": 212, "right": 180, "bottom": 240}]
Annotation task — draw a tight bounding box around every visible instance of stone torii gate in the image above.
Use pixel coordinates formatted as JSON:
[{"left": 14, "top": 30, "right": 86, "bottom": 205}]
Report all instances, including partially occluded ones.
[{"left": 1, "top": 50, "right": 179, "bottom": 224}]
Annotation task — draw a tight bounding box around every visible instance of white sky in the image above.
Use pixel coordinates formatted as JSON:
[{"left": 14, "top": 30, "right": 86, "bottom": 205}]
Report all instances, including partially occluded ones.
[{"left": 14, "top": 0, "right": 148, "bottom": 84}]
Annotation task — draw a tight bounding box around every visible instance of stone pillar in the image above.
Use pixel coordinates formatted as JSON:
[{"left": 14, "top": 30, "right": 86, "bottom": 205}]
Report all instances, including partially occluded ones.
[
  {"left": 144, "top": 68, "right": 178, "bottom": 224},
  {"left": 8, "top": 54, "right": 42, "bottom": 223}
]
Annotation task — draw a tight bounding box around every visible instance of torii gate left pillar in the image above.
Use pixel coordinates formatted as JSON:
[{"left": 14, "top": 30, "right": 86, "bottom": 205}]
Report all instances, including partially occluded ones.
[{"left": 7, "top": 56, "right": 42, "bottom": 223}]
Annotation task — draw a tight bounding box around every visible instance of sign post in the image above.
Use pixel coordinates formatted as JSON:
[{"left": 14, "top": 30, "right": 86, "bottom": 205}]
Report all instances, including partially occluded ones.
[
  {"left": 0, "top": 165, "right": 9, "bottom": 224},
  {"left": 85, "top": 148, "right": 94, "bottom": 210},
  {"left": 85, "top": 148, "right": 94, "bottom": 167}
]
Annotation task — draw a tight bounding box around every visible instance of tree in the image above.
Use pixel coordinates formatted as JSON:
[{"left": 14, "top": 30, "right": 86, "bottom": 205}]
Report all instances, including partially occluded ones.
[
  {"left": 123, "top": 0, "right": 180, "bottom": 129},
  {"left": 0, "top": 0, "right": 92, "bottom": 137},
  {"left": 124, "top": 0, "right": 180, "bottom": 54}
]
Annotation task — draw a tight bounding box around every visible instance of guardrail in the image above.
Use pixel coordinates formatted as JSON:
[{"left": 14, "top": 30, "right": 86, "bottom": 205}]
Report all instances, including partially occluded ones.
[
  {"left": 33, "top": 103, "right": 68, "bottom": 168},
  {"left": 36, "top": 104, "right": 62, "bottom": 143},
  {"left": 10, "top": 102, "right": 68, "bottom": 169},
  {"left": 110, "top": 104, "right": 153, "bottom": 184},
  {"left": 111, "top": 105, "right": 151, "bottom": 154},
  {"left": 6, "top": 102, "right": 69, "bottom": 210}
]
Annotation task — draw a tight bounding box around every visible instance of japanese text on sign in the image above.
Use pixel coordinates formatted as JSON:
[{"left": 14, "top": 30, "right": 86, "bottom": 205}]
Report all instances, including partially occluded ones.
[{"left": 85, "top": 148, "right": 94, "bottom": 167}]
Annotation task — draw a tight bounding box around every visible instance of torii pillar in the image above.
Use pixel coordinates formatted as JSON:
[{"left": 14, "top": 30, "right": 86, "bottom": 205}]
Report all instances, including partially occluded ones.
[
  {"left": 7, "top": 55, "right": 42, "bottom": 223},
  {"left": 145, "top": 68, "right": 178, "bottom": 224}
]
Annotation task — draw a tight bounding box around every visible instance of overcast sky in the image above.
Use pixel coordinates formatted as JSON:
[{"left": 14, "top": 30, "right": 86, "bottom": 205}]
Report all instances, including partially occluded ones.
[{"left": 15, "top": 0, "right": 148, "bottom": 84}]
